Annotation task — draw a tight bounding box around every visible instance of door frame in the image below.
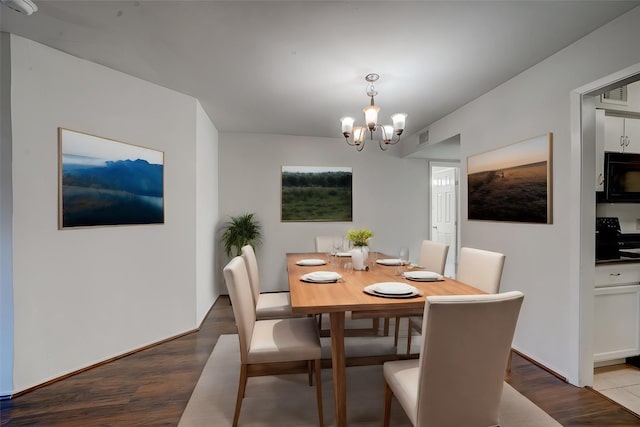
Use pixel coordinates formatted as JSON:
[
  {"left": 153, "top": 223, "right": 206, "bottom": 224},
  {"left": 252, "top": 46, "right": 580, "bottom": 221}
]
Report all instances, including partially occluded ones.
[
  {"left": 572, "top": 63, "right": 640, "bottom": 387},
  {"left": 428, "top": 160, "right": 460, "bottom": 272}
]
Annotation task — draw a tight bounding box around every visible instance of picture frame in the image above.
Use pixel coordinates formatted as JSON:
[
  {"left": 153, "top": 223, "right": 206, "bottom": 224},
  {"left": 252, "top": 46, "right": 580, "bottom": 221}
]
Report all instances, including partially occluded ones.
[
  {"left": 281, "top": 166, "right": 352, "bottom": 222},
  {"left": 58, "top": 128, "right": 164, "bottom": 228},
  {"left": 467, "top": 133, "right": 553, "bottom": 224}
]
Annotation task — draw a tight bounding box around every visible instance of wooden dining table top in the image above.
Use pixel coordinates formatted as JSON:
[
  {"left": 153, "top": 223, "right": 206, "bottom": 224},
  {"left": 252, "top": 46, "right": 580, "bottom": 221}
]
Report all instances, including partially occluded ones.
[{"left": 287, "top": 252, "right": 485, "bottom": 314}]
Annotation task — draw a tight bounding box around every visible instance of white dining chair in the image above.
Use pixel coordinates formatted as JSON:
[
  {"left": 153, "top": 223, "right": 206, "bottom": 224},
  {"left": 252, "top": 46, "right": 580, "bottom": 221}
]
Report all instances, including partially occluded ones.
[
  {"left": 241, "top": 244, "right": 299, "bottom": 320},
  {"left": 314, "top": 235, "right": 347, "bottom": 253},
  {"left": 406, "top": 246, "right": 505, "bottom": 354},
  {"left": 383, "top": 291, "right": 524, "bottom": 427},
  {"left": 224, "top": 256, "right": 324, "bottom": 427},
  {"left": 400, "top": 240, "right": 449, "bottom": 352}
]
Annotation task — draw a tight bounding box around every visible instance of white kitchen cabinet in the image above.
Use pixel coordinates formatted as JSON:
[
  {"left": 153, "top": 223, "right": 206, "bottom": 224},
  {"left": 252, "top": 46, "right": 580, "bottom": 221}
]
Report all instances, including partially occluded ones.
[
  {"left": 594, "top": 284, "right": 640, "bottom": 362},
  {"left": 595, "top": 263, "right": 640, "bottom": 287},
  {"left": 594, "top": 263, "right": 640, "bottom": 363},
  {"left": 627, "top": 117, "right": 640, "bottom": 151},
  {"left": 604, "top": 115, "right": 640, "bottom": 153}
]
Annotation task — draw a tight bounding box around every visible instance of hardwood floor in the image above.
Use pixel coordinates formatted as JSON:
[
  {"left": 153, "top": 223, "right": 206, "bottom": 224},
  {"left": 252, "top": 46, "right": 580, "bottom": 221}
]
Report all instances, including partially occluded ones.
[{"left": 2, "top": 295, "right": 640, "bottom": 426}]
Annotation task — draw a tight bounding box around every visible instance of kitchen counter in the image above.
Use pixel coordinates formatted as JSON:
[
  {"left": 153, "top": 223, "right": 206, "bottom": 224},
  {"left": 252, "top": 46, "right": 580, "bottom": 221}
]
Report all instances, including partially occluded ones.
[
  {"left": 597, "top": 257, "right": 640, "bottom": 265},
  {"left": 597, "top": 235, "right": 640, "bottom": 264}
]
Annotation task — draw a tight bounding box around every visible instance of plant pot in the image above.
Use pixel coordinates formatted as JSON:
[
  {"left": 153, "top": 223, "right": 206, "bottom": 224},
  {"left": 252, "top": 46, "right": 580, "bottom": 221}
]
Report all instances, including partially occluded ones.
[{"left": 351, "top": 246, "right": 369, "bottom": 270}]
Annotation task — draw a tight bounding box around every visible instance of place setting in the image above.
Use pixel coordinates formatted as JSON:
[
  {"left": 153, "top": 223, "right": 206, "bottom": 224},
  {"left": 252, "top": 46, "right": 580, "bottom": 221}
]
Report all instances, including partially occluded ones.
[
  {"left": 402, "top": 270, "right": 444, "bottom": 282},
  {"left": 375, "top": 258, "right": 404, "bottom": 266},
  {"left": 296, "top": 258, "right": 327, "bottom": 266},
  {"left": 363, "top": 281, "right": 422, "bottom": 298},
  {"left": 300, "top": 271, "right": 342, "bottom": 283}
]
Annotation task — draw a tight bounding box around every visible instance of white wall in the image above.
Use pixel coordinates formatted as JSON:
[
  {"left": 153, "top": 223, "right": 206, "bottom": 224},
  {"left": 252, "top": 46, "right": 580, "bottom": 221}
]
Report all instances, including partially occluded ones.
[
  {"left": 195, "top": 101, "right": 219, "bottom": 323},
  {"left": 218, "top": 133, "right": 429, "bottom": 292},
  {"left": 0, "top": 31, "right": 14, "bottom": 398},
  {"left": 402, "top": 6, "right": 640, "bottom": 384},
  {"left": 8, "top": 35, "right": 218, "bottom": 393}
]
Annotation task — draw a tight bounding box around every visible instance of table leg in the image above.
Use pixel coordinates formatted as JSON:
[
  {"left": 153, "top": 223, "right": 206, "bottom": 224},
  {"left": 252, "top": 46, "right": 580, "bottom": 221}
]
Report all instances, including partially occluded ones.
[{"left": 330, "top": 311, "right": 346, "bottom": 427}]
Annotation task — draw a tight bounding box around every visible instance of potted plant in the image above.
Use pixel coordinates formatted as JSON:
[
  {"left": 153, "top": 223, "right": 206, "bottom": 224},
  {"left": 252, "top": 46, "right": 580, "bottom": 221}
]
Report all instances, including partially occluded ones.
[
  {"left": 221, "top": 213, "right": 262, "bottom": 257},
  {"left": 346, "top": 228, "right": 373, "bottom": 270}
]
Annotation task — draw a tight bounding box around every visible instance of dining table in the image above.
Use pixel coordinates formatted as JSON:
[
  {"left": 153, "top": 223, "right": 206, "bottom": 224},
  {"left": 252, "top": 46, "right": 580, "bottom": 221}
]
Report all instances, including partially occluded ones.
[{"left": 286, "top": 251, "right": 486, "bottom": 427}]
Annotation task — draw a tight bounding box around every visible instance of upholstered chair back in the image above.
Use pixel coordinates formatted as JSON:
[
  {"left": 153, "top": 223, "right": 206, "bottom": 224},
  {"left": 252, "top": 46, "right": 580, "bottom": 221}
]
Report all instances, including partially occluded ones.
[
  {"left": 416, "top": 291, "right": 524, "bottom": 427},
  {"left": 223, "top": 256, "right": 256, "bottom": 365},
  {"left": 241, "top": 245, "right": 261, "bottom": 307},
  {"left": 417, "top": 240, "right": 449, "bottom": 275},
  {"left": 456, "top": 247, "right": 505, "bottom": 294},
  {"left": 314, "top": 236, "right": 346, "bottom": 253}
]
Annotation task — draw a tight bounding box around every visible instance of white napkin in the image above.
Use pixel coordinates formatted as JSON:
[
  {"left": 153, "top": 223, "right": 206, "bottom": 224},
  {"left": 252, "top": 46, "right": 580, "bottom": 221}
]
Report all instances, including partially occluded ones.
[
  {"left": 301, "top": 271, "right": 342, "bottom": 283},
  {"left": 373, "top": 282, "right": 416, "bottom": 295},
  {"left": 403, "top": 271, "right": 443, "bottom": 281},
  {"left": 296, "top": 259, "right": 327, "bottom": 266}
]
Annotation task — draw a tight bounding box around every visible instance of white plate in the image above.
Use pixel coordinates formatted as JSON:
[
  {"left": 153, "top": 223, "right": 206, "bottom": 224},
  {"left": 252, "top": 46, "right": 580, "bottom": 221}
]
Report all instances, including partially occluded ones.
[
  {"left": 363, "top": 284, "right": 422, "bottom": 299},
  {"left": 296, "top": 259, "right": 327, "bottom": 266},
  {"left": 403, "top": 271, "right": 443, "bottom": 282},
  {"left": 335, "top": 252, "right": 352, "bottom": 257},
  {"left": 301, "top": 271, "right": 342, "bottom": 283},
  {"left": 373, "top": 282, "right": 416, "bottom": 295},
  {"left": 376, "top": 258, "right": 403, "bottom": 266}
]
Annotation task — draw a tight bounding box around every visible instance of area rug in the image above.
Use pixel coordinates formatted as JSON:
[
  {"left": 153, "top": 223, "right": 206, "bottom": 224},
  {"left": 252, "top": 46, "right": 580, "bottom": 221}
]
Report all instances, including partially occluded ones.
[{"left": 178, "top": 334, "right": 561, "bottom": 426}]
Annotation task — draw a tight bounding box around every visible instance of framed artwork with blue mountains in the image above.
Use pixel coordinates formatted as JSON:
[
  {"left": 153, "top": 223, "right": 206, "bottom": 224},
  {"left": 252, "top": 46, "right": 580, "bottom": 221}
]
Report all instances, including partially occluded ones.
[{"left": 58, "top": 128, "right": 164, "bottom": 228}]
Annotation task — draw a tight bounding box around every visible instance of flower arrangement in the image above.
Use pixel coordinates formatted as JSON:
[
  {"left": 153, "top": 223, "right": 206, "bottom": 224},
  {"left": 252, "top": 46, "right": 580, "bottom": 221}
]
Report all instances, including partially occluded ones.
[{"left": 346, "top": 228, "right": 373, "bottom": 247}]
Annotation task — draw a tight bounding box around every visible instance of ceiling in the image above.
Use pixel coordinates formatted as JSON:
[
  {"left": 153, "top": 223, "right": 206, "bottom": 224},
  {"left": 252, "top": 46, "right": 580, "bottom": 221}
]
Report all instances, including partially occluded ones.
[{"left": 1, "top": 1, "right": 639, "bottom": 140}]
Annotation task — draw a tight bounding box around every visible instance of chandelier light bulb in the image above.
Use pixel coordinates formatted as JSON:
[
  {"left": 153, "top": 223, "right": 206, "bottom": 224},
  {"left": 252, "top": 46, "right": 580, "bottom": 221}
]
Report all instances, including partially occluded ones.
[
  {"left": 391, "top": 113, "right": 407, "bottom": 134},
  {"left": 340, "top": 117, "right": 355, "bottom": 137},
  {"left": 363, "top": 104, "right": 380, "bottom": 132},
  {"left": 353, "top": 126, "right": 366, "bottom": 144},
  {"left": 381, "top": 125, "right": 395, "bottom": 142}
]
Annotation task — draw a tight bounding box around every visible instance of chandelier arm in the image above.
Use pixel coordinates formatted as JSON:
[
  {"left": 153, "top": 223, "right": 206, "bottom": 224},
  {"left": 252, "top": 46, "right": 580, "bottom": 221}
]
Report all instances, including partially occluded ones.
[
  {"left": 344, "top": 136, "right": 357, "bottom": 146},
  {"left": 345, "top": 135, "right": 366, "bottom": 150},
  {"left": 379, "top": 139, "right": 389, "bottom": 151},
  {"left": 386, "top": 135, "right": 401, "bottom": 145}
]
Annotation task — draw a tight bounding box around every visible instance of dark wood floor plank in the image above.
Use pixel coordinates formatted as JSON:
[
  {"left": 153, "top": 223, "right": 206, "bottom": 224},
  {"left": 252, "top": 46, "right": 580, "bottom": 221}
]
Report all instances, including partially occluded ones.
[{"left": 2, "top": 296, "right": 640, "bottom": 426}]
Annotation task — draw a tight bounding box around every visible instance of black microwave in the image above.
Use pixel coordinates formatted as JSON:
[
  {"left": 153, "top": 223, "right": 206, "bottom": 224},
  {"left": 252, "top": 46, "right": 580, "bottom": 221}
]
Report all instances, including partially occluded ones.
[{"left": 604, "top": 152, "right": 640, "bottom": 202}]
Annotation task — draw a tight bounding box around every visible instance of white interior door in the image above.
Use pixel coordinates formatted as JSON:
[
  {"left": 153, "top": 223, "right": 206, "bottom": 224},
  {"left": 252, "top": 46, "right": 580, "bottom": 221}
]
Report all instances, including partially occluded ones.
[{"left": 431, "top": 166, "right": 458, "bottom": 276}]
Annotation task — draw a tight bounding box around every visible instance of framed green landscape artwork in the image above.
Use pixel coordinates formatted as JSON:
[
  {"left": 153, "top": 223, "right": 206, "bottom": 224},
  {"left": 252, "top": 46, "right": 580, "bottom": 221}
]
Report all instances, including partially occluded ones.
[
  {"left": 281, "top": 166, "right": 353, "bottom": 222},
  {"left": 59, "top": 128, "right": 164, "bottom": 228},
  {"left": 467, "top": 133, "right": 553, "bottom": 224}
]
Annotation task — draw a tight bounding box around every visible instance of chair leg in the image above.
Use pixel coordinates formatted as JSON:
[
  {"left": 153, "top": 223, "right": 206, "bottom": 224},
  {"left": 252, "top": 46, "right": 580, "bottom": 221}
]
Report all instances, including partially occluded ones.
[
  {"left": 383, "top": 379, "right": 393, "bottom": 427},
  {"left": 406, "top": 321, "right": 413, "bottom": 355},
  {"left": 308, "top": 360, "right": 313, "bottom": 386},
  {"left": 393, "top": 316, "right": 401, "bottom": 348},
  {"left": 233, "top": 364, "right": 248, "bottom": 427},
  {"left": 314, "top": 359, "right": 324, "bottom": 427},
  {"left": 372, "top": 317, "right": 380, "bottom": 334},
  {"left": 383, "top": 317, "right": 390, "bottom": 336},
  {"left": 506, "top": 349, "right": 513, "bottom": 373}
]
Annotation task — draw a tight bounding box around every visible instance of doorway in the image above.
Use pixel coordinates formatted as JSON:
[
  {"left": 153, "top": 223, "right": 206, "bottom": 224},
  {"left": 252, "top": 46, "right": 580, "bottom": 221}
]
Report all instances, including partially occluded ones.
[
  {"left": 430, "top": 163, "right": 459, "bottom": 277},
  {"left": 573, "top": 63, "right": 640, "bottom": 390},
  {"left": 582, "top": 74, "right": 640, "bottom": 412}
]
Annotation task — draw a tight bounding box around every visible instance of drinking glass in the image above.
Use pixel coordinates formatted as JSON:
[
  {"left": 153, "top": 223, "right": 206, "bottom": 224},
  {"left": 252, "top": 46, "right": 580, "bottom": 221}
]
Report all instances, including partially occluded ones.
[
  {"left": 399, "top": 247, "right": 410, "bottom": 265},
  {"left": 332, "top": 238, "right": 343, "bottom": 255},
  {"left": 325, "top": 249, "right": 334, "bottom": 265},
  {"left": 342, "top": 261, "right": 353, "bottom": 275},
  {"left": 397, "top": 247, "right": 410, "bottom": 275}
]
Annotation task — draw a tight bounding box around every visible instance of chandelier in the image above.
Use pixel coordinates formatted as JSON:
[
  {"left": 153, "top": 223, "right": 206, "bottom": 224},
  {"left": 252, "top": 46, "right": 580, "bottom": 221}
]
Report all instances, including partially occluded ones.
[{"left": 340, "top": 73, "right": 407, "bottom": 151}]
